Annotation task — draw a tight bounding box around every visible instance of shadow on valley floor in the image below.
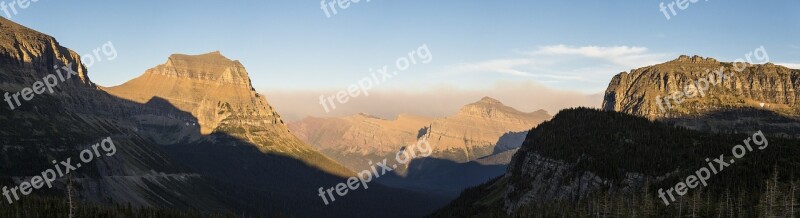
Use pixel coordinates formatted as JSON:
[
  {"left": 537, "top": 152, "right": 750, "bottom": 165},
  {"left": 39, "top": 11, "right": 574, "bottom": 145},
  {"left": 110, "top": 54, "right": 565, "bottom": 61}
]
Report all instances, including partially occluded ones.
[
  {"left": 0, "top": 83, "right": 447, "bottom": 217},
  {"left": 123, "top": 97, "right": 450, "bottom": 217},
  {"left": 378, "top": 157, "right": 508, "bottom": 198},
  {"left": 370, "top": 131, "right": 530, "bottom": 199}
]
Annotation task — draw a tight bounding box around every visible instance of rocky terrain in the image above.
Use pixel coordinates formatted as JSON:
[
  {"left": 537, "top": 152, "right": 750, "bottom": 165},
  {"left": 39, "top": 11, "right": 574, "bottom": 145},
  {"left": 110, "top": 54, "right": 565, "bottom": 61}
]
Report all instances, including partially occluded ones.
[
  {"left": 435, "top": 56, "right": 800, "bottom": 217},
  {"left": 290, "top": 97, "right": 550, "bottom": 197},
  {"left": 434, "top": 108, "right": 800, "bottom": 217},
  {"left": 0, "top": 18, "right": 445, "bottom": 216},
  {"left": 103, "top": 51, "right": 350, "bottom": 176},
  {"left": 603, "top": 55, "right": 800, "bottom": 136},
  {"left": 0, "top": 17, "right": 234, "bottom": 210},
  {"left": 291, "top": 97, "right": 550, "bottom": 169},
  {"left": 424, "top": 97, "right": 551, "bottom": 162}
]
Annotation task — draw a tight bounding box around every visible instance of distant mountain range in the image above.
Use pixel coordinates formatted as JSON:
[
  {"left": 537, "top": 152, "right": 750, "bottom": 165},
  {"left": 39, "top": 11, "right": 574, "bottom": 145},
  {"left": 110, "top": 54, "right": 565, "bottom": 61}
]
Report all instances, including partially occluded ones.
[{"left": 289, "top": 97, "right": 550, "bottom": 197}]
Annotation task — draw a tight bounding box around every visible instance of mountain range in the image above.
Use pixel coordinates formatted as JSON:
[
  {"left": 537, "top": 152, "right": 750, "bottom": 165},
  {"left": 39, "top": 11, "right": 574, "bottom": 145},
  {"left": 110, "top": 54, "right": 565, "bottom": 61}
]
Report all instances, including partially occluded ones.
[
  {"left": 289, "top": 97, "right": 550, "bottom": 197},
  {"left": 435, "top": 56, "right": 800, "bottom": 217}
]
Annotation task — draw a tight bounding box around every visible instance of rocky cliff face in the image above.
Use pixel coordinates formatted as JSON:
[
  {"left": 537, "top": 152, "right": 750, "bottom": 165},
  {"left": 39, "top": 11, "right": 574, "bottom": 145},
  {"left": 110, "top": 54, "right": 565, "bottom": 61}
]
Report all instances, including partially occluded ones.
[
  {"left": 604, "top": 55, "right": 800, "bottom": 117},
  {"left": 104, "top": 52, "right": 279, "bottom": 135},
  {"left": 0, "top": 17, "right": 233, "bottom": 210},
  {"left": 502, "top": 153, "right": 651, "bottom": 213},
  {"left": 603, "top": 55, "right": 800, "bottom": 135},
  {"left": 424, "top": 97, "right": 551, "bottom": 162},
  {"left": 103, "top": 52, "right": 351, "bottom": 176}
]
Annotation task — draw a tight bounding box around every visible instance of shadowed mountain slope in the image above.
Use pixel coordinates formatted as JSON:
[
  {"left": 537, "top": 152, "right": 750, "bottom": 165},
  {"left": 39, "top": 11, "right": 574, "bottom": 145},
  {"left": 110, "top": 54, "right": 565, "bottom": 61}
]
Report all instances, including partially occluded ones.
[{"left": 0, "top": 17, "right": 446, "bottom": 217}]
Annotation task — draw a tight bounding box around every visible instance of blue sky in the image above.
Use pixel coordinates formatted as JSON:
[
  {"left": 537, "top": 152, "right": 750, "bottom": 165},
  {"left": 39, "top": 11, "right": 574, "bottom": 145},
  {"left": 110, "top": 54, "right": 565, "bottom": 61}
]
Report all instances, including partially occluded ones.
[{"left": 5, "top": 0, "right": 800, "bottom": 118}]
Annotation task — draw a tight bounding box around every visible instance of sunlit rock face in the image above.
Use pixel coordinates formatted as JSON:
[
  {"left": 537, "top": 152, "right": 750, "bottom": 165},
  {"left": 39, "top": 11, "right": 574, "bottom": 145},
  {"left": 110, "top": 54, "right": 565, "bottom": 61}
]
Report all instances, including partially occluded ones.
[
  {"left": 423, "top": 97, "right": 552, "bottom": 162},
  {"left": 603, "top": 55, "right": 800, "bottom": 136}
]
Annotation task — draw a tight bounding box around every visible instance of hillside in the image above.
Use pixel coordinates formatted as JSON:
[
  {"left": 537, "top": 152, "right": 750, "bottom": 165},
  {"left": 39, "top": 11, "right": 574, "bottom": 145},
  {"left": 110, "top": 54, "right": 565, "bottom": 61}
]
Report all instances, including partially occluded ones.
[{"left": 434, "top": 108, "right": 800, "bottom": 217}]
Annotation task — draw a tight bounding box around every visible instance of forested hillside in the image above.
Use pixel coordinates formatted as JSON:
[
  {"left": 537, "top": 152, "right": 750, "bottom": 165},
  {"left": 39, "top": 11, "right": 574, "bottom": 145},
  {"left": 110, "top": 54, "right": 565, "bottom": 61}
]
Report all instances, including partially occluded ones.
[{"left": 434, "top": 108, "right": 800, "bottom": 217}]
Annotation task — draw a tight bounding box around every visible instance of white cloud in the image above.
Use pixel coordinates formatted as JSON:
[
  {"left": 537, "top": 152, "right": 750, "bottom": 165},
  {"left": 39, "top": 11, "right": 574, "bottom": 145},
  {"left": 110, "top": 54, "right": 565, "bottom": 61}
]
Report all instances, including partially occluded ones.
[
  {"left": 446, "top": 45, "right": 671, "bottom": 91},
  {"left": 777, "top": 63, "right": 800, "bottom": 69}
]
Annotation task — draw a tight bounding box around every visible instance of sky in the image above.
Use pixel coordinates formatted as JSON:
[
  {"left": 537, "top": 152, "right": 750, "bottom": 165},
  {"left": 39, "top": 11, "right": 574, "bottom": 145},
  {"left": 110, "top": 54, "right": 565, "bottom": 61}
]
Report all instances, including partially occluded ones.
[{"left": 5, "top": 0, "right": 799, "bottom": 120}]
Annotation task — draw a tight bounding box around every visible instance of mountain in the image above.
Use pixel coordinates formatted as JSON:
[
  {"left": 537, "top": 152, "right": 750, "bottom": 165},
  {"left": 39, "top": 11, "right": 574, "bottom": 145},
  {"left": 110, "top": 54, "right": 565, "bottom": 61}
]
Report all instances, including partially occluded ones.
[
  {"left": 434, "top": 108, "right": 800, "bottom": 217},
  {"left": 289, "top": 97, "right": 550, "bottom": 197},
  {"left": 103, "top": 51, "right": 350, "bottom": 176},
  {"left": 0, "top": 18, "right": 445, "bottom": 217},
  {"left": 0, "top": 17, "right": 236, "bottom": 211},
  {"left": 288, "top": 112, "right": 432, "bottom": 170},
  {"left": 102, "top": 51, "right": 449, "bottom": 216},
  {"left": 291, "top": 97, "right": 550, "bottom": 169},
  {"left": 603, "top": 55, "right": 800, "bottom": 136},
  {"left": 423, "top": 97, "right": 551, "bottom": 162},
  {"left": 436, "top": 56, "right": 800, "bottom": 217}
]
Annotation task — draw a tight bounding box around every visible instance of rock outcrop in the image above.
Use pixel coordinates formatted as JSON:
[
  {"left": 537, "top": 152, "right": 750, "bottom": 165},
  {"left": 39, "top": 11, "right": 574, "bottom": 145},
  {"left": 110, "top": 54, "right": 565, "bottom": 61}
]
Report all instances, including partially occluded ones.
[
  {"left": 604, "top": 55, "right": 800, "bottom": 118},
  {"left": 424, "top": 97, "right": 551, "bottom": 162},
  {"left": 0, "top": 17, "right": 232, "bottom": 210},
  {"left": 603, "top": 55, "right": 800, "bottom": 135},
  {"left": 103, "top": 52, "right": 351, "bottom": 176}
]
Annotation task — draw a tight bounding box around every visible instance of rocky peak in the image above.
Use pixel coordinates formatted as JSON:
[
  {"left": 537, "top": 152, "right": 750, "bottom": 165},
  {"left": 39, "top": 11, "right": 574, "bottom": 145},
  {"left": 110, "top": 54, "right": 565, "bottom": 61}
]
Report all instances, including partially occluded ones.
[
  {"left": 664, "top": 55, "right": 719, "bottom": 66},
  {"left": 104, "top": 52, "right": 285, "bottom": 138},
  {"left": 603, "top": 56, "right": 800, "bottom": 134},
  {"left": 0, "top": 17, "right": 92, "bottom": 88},
  {"left": 147, "top": 51, "right": 252, "bottom": 86},
  {"left": 478, "top": 96, "right": 502, "bottom": 104},
  {"left": 458, "top": 97, "right": 528, "bottom": 119}
]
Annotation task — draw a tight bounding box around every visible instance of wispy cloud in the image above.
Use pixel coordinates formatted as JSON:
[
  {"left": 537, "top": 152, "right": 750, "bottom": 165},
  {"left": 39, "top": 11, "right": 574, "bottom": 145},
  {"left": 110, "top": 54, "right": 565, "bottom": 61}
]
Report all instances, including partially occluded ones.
[
  {"left": 525, "top": 45, "right": 667, "bottom": 68},
  {"left": 446, "top": 44, "right": 671, "bottom": 91},
  {"left": 777, "top": 62, "right": 800, "bottom": 69}
]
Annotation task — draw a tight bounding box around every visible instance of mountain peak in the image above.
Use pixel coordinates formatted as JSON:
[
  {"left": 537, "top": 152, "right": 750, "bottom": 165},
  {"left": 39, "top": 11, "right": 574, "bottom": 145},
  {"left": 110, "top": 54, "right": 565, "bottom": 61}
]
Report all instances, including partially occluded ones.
[
  {"left": 668, "top": 55, "right": 718, "bottom": 64},
  {"left": 168, "top": 51, "right": 231, "bottom": 62},
  {"left": 165, "top": 51, "right": 240, "bottom": 70},
  {"left": 478, "top": 96, "right": 502, "bottom": 104},
  {"left": 0, "top": 16, "right": 92, "bottom": 87},
  {"left": 458, "top": 97, "right": 519, "bottom": 118},
  {"left": 146, "top": 51, "right": 251, "bottom": 86}
]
